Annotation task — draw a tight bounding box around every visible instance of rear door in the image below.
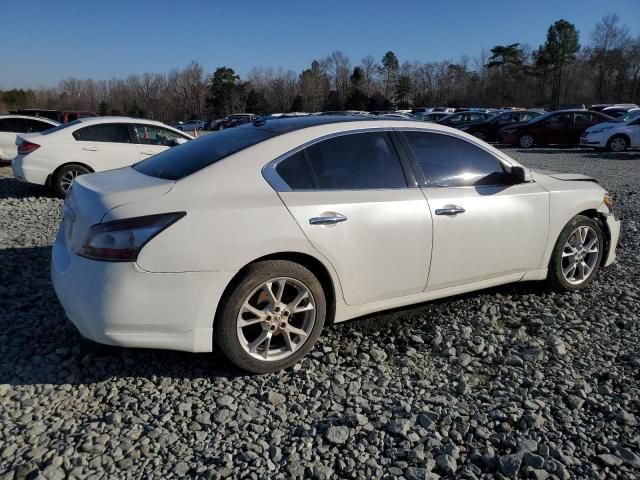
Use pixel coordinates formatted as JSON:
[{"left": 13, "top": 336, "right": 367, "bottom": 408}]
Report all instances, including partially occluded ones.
[
  {"left": 275, "top": 130, "right": 433, "bottom": 306},
  {"left": 542, "top": 112, "right": 571, "bottom": 145},
  {"left": 131, "top": 124, "right": 189, "bottom": 158},
  {"left": 73, "top": 123, "right": 141, "bottom": 171},
  {"left": 401, "top": 130, "right": 549, "bottom": 290}
]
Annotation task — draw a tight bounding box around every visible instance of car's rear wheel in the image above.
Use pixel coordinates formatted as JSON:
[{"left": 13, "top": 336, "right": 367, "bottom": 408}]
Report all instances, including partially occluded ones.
[
  {"left": 519, "top": 134, "right": 534, "bottom": 148},
  {"left": 548, "top": 215, "right": 603, "bottom": 291},
  {"left": 215, "top": 260, "right": 326, "bottom": 373},
  {"left": 607, "top": 135, "right": 628, "bottom": 152},
  {"left": 53, "top": 164, "right": 91, "bottom": 197}
]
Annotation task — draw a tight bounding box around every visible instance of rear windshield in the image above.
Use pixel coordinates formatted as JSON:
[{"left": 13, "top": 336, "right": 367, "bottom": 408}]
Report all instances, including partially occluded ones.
[{"left": 133, "top": 126, "right": 277, "bottom": 180}]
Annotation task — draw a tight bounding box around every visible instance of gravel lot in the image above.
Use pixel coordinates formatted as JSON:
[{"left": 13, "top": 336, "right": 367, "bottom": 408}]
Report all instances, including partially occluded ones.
[{"left": 0, "top": 148, "right": 639, "bottom": 480}]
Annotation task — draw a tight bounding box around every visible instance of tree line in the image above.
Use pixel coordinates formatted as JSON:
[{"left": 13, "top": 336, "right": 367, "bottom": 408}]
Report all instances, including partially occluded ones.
[{"left": 1, "top": 14, "right": 638, "bottom": 123}]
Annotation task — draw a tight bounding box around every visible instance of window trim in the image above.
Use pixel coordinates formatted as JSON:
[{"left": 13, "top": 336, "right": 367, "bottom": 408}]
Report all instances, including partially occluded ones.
[
  {"left": 73, "top": 123, "right": 136, "bottom": 144},
  {"left": 262, "top": 127, "right": 416, "bottom": 192},
  {"left": 397, "top": 128, "right": 518, "bottom": 189}
]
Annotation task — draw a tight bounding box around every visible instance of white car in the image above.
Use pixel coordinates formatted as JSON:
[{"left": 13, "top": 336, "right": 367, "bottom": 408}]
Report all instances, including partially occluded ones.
[
  {"left": 51, "top": 116, "right": 620, "bottom": 373},
  {"left": 0, "top": 115, "right": 60, "bottom": 161},
  {"left": 12, "top": 116, "right": 192, "bottom": 196},
  {"left": 580, "top": 109, "right": 640, "bottom": 152}
]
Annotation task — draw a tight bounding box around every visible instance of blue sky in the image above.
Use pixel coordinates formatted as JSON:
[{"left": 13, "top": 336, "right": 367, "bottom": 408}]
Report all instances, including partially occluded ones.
[{"left": 2, "top": 0, "right": 639, "bottom": 88}]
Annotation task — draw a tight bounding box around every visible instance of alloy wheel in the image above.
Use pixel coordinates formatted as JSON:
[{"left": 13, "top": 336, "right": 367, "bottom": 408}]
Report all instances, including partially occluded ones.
[
  {"left": 60, "top": 169, "right": 83, "bottom": 193},
  {"left": 610, "top": 137, "right": 627, "bottom": 152},
  {"left": 561, "top": 226, "right": 599, "bottom": 285},
  {"left": 519, "top": 134, "right": 534, "bottom": 148},
  {"left": 236, "top": 277, "right": 316, "bottom": 362}
]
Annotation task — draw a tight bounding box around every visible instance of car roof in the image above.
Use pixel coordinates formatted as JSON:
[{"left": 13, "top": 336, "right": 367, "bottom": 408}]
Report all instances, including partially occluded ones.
[
  {"left": 249, "top": 114, "right": 398, "bottom": 134},
  {"left": 0, "top": 114, "right": 60, "bottom": 124},
  {"left": 74, "top": 116, "right": 169, "bottom": 126}
]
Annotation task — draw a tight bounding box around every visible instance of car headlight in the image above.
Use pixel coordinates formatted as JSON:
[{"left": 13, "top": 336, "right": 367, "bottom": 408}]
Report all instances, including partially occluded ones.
[
  {"left": 589, "top": 126, "right": 614, "bottom": 134},
  {"left": 603, "top": 194, "right": 613, "bottom": 211}
]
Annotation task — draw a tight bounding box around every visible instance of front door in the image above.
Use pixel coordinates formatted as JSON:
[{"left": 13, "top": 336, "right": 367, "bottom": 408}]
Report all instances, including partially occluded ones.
[
  {"left": 401, "top": 130, "right": 549, "bottom": 290},
  {"left": 275, "top": 131, "right": 433, "bottom": 306}
]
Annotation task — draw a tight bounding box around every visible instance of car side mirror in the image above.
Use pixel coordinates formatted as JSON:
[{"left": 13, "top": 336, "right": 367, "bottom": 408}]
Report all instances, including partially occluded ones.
[{"left": 510, "top": 165, "right": 528, "bottom": 183}]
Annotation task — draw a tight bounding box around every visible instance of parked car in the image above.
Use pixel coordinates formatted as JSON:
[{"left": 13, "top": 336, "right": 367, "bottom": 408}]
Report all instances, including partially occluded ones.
[
  {"left": 12, "top": 116, "right": 192, "bottom": 196},
  {"left": 50, "top": 115, "right": 620, "bottom": 373},
  {"left": 600, "top": 106, "right": 637, "bottom": 118},
  {"left": 437, "top": 111, "right": 494, "bottom": 127},
  {"left": 580, "top": 111, "right": 640, "bottom": 152},
  {"left": 174, "top": 119, "right": 206, "bottom": 132},
  {"left": 0, "top": 115, "right": 60, "bottom": 161},
  {"left": 458, "top": 110, "right": 543, "bottom": 142},
  {"left": 499, "top": 110, "right": 614, "bottom": 148},
  {"left": 410, "top": 107, "right": 432, "bottom": 114},
  {"left": 416, "top": 112, "right": 451, "bottom": 122},
  {"left": 209, "top": 114, "right": 259, "bottom": 131},
  {"left": 590, "top": 103, "right": 637, "bottom": 112},
  {"left": 9, "top": 109, "right": 97, "bottom": 123}
]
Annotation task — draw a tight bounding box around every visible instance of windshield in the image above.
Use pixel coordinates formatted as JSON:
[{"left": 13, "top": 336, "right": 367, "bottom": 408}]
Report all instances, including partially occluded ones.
[
  {"left": 133, "top": 125, "right": 277, "bottom": 180},
  {"left": 41, "top": 119, "right": 81, "bottom": 135},
  {"left": 617, "top": 110, "right": 640, "bottom": 123}
]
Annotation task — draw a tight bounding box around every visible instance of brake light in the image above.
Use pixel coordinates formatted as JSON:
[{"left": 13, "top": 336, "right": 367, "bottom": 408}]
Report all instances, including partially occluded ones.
[
  {"left": 78, "top": 212, "right": 186, "bottom": 262},
  {"left": 18, "top": 141, "right": 40, "bottom": 155}
]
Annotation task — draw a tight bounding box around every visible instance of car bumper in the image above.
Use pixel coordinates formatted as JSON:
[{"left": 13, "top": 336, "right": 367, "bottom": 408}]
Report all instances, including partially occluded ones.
[
  {"left": 51, "top": 226, "right": 236, "bottom": 353},
  {"left": 580, "top": 133, "right": 608, "bottom": 148},
  {"left": 604, "top": 213, "right": 620, "bottom": 267},
  {"left": 12, "top": 154, "right": 50, "bottom": 186}
]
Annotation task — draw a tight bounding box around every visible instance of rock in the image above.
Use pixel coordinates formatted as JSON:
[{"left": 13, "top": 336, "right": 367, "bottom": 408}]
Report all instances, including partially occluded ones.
[
  {"left": 325, "top": 425, "right": 349, "bottom": 445},
  {"left": 566, "top": 395, "right": 585, "bottom": 410},
  {"left": 457, "top": 353, "right": 472, "bottom": 367},
  {"left": 617, "top": 447, "right": 640, "bottom": 468},
  {"left": 174, "top": 461, "right": 190, "bottom": 476},
  {"left": 498, "top": 453, "right": 523, "bottom": 477},
  {"left": 41, "top": 465, "right": 65, "bottom": 480},
  {"left": 370, "top": 347, "right": 387, "bottom": 363},
  {"left": 266, "top": 391, "right": 286, "bottom": 405},
  {"left": 435, "top": 454, "right": 457, "bottom": 474},
  {"left": 387, "top": 418, "right": 412, "bottom": 436},
  {"left": 597, "top": 453, "right": 623, "bottom": 467}
]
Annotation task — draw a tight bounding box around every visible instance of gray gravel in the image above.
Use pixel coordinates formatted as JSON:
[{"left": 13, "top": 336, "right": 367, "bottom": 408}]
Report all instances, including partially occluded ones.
[{"left": 0, "top": 148, "right": 639, "bottom": 479}]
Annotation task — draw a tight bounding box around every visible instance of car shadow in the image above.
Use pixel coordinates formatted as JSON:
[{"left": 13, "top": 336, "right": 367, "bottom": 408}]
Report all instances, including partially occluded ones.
[
  {"left": 0, "top": 177, "right": 55, "bottom": 200},
  {"left": 1, "top": 245, "right": 563, "bottom": 387}
]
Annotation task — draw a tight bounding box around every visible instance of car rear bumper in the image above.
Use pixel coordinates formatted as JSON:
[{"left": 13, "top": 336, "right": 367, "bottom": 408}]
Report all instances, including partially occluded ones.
[
  {"left": 12, "top": 154, "right": 50, "bottom": 186},
  {"left": 51, "top": 225, "right": 236, "bottom": 353},
  {"left": 604, "top": 213, "right": 620, "bottom": 267}
]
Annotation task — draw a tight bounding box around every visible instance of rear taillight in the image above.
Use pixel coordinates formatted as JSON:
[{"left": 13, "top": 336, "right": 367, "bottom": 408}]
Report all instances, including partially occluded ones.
[
  {"left": 78, "top": 212, "right": 185, "bottom": 262},
  {"left": 18, "top": 141, "right": 41, "bottom": 155}
]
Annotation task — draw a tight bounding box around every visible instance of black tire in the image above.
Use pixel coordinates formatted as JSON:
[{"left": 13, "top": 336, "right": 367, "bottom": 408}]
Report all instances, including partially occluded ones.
[
  {"left": 547, "top": 215, "right": 604, "bottom": 291},
  {"left": 215, "top": 260, "right": 326, "bottom": 373},
  {"left": 53, "top": 164, "right": 91, "bottom": 198},
  {"left": 606, "top": 134, "right": 629, "bottom": 152},
  {"left": 518, "top": 133, "right": 535, "bottom": 148}
]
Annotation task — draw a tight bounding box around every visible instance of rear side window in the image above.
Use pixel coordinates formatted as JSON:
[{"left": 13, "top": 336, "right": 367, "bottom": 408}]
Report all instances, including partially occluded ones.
[
  {"left": 0, "top": 118, "right": 27, "bottom": 133},
  {"left": 134, "top": 125, "right": 277, "bottom": 180},
  {"left": 276, "top": 151, "right": 315, "bottom": 189},
  {"left": 73, "top": 124, "right": 132, "bottom": 143},
  {"left": 25, "top": 119, "right": 54, "bottom": 133},
  {"left": 404, "top": 131, "right": 509, "bottom": 187},
  {"left": 304, "top": 132, "right": 407, "bottom": 190}
]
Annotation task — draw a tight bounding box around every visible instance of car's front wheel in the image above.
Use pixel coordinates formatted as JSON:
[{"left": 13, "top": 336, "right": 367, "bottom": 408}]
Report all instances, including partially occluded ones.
[
  {"left": 53, "top": 164, "right": 91, "bottom": 197},
  {"left": 548, "top": 215, "right": 603, "bottom": 291},
  {"left": 607, "top": 135, "right": 628, "bottom": 152},
  {"left": 215, "top": 260, "right": 326, "bottom": 373}
]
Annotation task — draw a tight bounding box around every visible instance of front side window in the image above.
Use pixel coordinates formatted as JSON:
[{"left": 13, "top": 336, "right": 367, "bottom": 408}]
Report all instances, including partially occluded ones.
[
  {"left": 73, "top": 123, "right": 132, "bottom": 143},
  {"left": 520, "top": 112, "right": 537, "bottom": 122},
  {"left": 304, "top": 132, "right": 407, "bottom": 190},
  {"left": 404, "top": 131, "right": 509, "bottom": 187},
  {"left": 132, "top": 124, "right": 187, "bottom": 146}
]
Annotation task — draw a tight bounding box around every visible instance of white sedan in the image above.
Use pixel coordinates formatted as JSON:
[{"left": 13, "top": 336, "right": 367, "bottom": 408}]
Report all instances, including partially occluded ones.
[
  {"left": 12, "top": 116, "right": 192, "bottom": 196},
  {"left": 0, "top": 115, "right": 60, "bottom": 161},
  {"left": 51, "top": 116, "right": 620, "bottom": 373},
  {"left": 580, "top": 109, "right": 640, "bottom": 152}
]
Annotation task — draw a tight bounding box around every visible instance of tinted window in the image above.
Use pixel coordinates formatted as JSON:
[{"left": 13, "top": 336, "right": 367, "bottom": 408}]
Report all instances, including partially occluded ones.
[
  {"left": 548, "top": 113, "right": 571, "bottom": 125},
  {"left": 404, "top": 132, "right": 509, "bottom": 187},
  {"left": 0, "top": 118, "right": 27, "bottom": 133},
  {"left": 25, "top": 119, "right": 54, "bottom": 133},
  {"left": 573, "top": 112, "right": 593, "bottom": 126},
  {"left": 276, "top": 151, "right": 315, "bottom": 189},
  {"left": 73, "top": 124, "right": 131, "bottom": 143},
  {"left": 304, "top": 132, "right": 406, "bottom": 189},
  {"left": 520, "top": 112, "right": 538, "bottom": 122},
  {"left": 134, "top": 125, "right": 277, "bottom": 180}
]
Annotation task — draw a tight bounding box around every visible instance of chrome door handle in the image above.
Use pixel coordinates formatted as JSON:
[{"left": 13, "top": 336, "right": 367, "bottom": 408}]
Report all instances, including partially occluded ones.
[
  {"left": 435, "top": 206, "right": 466, "bottom": 216},
  {"left": 309, "top": 213, "right": 348, "bottom": 225},
  {"left": 82, "top": 147, "right": 98, "bottom": 152}
]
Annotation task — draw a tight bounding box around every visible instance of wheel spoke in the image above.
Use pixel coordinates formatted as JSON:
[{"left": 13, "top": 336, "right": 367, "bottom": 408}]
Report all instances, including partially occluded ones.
[
  {"left": 238, "top": 316, "right": 264, "bottom": 328},
  {"left": 262, "top": 332, "right": 272, "bottom": 359},
  {"left": 248, "top": 330, "right": 270, "bottom": 353},
  {"left": 288, "top": 290, "right": 309, "bottom": 312},
  {"left": 585, "top": 237, "right": 598, "bottom": 253},
  {"left": 263, "top": 282, "right": 279, "bottom": 305},
  {"left": 563, "top": 262, "right": 577, "bottom": 278},
  {"left": 562, "top": 245, "right": 576, "bottom": 257},
  {"left": 275, "top": 279, "right": 287, "bottom": 302},
  {"left": 581, "top": 261, "right": 592, "bottom": 277},
  {"left": 241, "top": 303, "right": 266, "bottom": 320},
  {"left": 286, "top": 326, "right": 308, "bottom": 338},
  {"left": 283, "top": 331, "right": 294, "bottom": 352}
]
